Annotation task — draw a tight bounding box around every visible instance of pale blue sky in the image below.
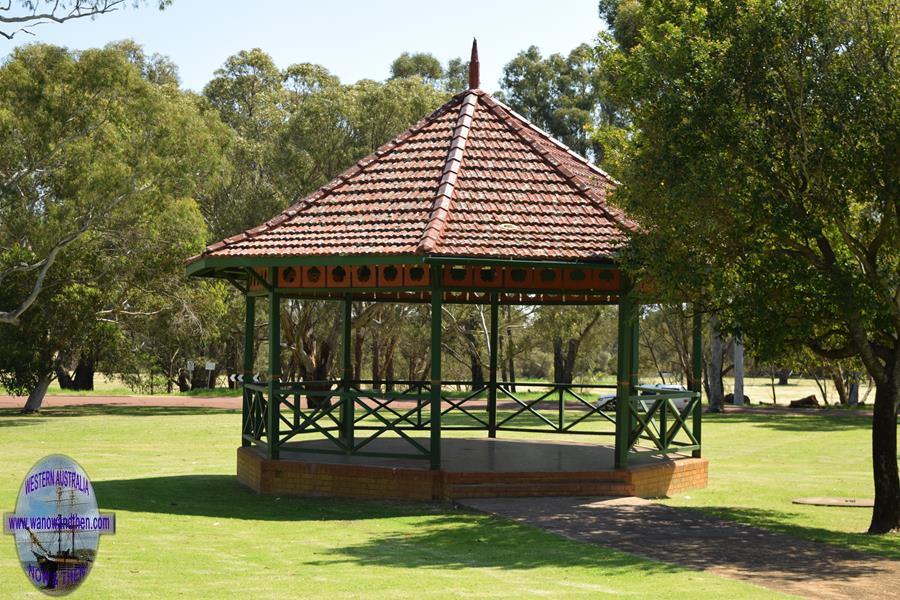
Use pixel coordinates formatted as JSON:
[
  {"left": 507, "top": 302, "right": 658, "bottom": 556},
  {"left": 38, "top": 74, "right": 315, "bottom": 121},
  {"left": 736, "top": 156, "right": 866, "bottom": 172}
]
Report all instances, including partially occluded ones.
[{"left": 1, "top": 0, "right": 606, "bottom": 92}]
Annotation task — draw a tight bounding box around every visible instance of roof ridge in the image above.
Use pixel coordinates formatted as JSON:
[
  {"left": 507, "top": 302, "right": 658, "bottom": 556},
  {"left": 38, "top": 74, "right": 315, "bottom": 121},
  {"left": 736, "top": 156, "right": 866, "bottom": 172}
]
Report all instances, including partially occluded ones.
[
  {"left": 416, "top": 91, "right": 479, "bottom": 253},
  {"left": 476, "top": 92, "right": 636, "bottom": 233},
  {"left": 191, "top": 94, "right": 466, "bottom": 263}
]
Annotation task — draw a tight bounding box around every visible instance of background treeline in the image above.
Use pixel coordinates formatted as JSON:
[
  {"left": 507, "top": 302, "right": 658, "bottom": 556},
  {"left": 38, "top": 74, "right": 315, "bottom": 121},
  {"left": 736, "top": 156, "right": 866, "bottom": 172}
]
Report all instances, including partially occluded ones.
[{"left": 0, "top": 35, "right": 873, "bottom": 409}]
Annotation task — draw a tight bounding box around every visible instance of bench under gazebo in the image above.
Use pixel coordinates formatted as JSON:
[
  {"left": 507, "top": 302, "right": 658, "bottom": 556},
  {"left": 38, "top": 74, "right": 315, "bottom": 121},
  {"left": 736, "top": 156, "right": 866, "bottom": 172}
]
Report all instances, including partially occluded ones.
[{"left": 186, "top": 44, "right": 708, "bottom": 500}]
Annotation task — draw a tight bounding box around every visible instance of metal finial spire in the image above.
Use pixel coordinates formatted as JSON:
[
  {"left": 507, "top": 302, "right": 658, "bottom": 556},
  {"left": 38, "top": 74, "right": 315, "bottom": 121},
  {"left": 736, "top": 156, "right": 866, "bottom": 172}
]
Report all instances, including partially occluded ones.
[{"left": 468, "top": 38, "right": 480, "bottom": 89}]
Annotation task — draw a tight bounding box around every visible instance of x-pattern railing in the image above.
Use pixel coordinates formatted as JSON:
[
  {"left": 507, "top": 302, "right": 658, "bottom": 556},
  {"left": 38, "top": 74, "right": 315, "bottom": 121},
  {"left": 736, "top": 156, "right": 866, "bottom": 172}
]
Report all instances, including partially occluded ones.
[
  {"left": 243, "top": 384, "right": 268, "bottom": 444},
  {"left": 628, "top": 386, "right": 700, "bottom": 454},
  {"left": 496, "top": 383, "right": 617, "bottom": 434},
  {"left": 277, "top": 389, "right": 347, "bottom": 449},
  {"left": 351, "top": 391, "right": 430, "bottom": 456}
]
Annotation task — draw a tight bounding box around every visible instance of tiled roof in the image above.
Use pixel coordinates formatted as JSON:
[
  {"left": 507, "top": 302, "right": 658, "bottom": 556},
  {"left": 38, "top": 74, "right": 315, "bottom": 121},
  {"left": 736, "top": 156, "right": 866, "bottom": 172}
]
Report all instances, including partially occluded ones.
[{"left": 191, "top": 88, "right": 634, "bottom": 264}]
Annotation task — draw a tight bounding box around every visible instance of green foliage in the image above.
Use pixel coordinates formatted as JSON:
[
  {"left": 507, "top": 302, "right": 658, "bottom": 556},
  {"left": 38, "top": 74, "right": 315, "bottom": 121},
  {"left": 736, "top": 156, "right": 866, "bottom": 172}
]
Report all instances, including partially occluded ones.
[
  {"left": 201, "top": 49, "right": 449, "bottom": 241},
  {"left": 598, "top": 0, "right": 645, "bottom": 50},
  {"left": 443, "top": 57, "right": 469, "bottom": 93},
  {"left": 605, "top": 0, "right": 899, "bottom": 531},
  {"left": 389, "top": 51, "right": 468, "bottom": 92},
  {"left": 608, "top": 0, "right": 898, "bottom": 370},
  {"left": 499, "top": 43, "right": 624, "bottom": 159},
  {"left": 390, "top": 52, "right": 443, "bottom": 83},
  {"left": 0, "top": 42, "right": 226, "bottom": 397}
]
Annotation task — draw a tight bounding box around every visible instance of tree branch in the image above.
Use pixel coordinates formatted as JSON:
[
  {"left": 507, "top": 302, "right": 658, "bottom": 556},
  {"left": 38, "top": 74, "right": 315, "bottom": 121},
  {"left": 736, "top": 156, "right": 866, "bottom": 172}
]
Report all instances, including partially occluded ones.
[
  {"left": 0, "top": 181, "right": 150, "bottom": 325},
  {"left": 0, "top": 1, "right": 125, "bottom": 40}
]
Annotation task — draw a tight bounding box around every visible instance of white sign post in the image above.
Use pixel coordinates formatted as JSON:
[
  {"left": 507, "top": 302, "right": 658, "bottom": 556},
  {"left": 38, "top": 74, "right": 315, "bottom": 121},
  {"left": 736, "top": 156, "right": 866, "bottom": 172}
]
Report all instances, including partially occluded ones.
[{"left": 205, "top": 362, "right": 216, "bottom": 388}]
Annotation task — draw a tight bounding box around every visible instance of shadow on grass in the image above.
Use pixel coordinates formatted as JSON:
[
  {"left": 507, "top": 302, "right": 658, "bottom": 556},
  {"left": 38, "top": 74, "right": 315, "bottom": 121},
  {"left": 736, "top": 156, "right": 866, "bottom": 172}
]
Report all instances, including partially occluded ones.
[
  {"left": 91, "top": 474, "right": 436, "bottom": 522},
  {"left": 95, "top": 474, "right": 688, "bottom": 573},
  {"left": 686, "top": 505, "right": 900, "bottom": 561},
  {"left": 0, "top": 404, "right": 236, "bottom": 426},
  {"left": 310, "top": 514, "right": 686, "bottom": 573},
  {"left": 458, "top": 497, "right": 900, "bottom": 583}
]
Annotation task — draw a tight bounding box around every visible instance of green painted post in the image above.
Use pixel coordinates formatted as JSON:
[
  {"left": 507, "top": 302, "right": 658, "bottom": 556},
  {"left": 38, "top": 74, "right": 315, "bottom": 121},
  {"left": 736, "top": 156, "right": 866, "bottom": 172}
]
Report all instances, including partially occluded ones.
[
  {"left": 267, "top": 269, "right": 281, "bottom": 460},
  {"left": 341, "top": 292, "right": 354, "bottom": 450},
  {"left": 691, "top": 309, "right": 703, "bottom": 458},
  {"left": 629, "top": 305, "right": 640, "bottom": 446},
  {"left": 558, "top": 386, "right": 565, "bottom": 432},
  {"left": 630, "top": 309, "right": 640, "bottom": 391},
  {"left": 241, "top": 294, "right": 256, "bottom": 447},
  {"left": 488, "top": 293, "right": 499, "bottom": 438},
  {"left": 429, "top": 264, "right": 443, "bottom": 470},
  {"left": 615, "top": 289, "right": 633, "bottom": 469}
]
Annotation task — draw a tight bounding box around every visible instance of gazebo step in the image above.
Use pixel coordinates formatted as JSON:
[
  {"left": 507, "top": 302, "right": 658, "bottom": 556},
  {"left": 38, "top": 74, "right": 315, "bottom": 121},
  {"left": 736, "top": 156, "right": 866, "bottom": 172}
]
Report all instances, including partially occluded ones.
[
  {"left": 447, "top": 480, "right": 633, "bottom": 499},
  {"left": 446, "top": 470, "right": 631, "bottom": 486}
]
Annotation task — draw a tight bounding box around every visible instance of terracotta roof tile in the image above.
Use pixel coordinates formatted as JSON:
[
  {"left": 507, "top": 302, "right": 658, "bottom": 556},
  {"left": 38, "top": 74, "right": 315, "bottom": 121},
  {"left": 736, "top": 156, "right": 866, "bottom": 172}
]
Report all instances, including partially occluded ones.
[{"left": 190, "top": 88, "right": 634, "bottom": 264}]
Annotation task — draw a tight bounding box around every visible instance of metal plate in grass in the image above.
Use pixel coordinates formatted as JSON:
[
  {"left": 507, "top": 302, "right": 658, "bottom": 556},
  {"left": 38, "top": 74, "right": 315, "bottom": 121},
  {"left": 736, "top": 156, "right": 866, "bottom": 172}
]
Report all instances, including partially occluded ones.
[{"left": 792, "top": 497, "right": 874, "bottom": 507}]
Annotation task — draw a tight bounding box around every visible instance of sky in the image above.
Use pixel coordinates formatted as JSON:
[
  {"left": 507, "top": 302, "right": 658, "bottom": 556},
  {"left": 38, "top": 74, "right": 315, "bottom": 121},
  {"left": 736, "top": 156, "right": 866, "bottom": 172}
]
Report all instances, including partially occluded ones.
[{"left": 1, "top": 0, "right": 606, "bottom": 93}]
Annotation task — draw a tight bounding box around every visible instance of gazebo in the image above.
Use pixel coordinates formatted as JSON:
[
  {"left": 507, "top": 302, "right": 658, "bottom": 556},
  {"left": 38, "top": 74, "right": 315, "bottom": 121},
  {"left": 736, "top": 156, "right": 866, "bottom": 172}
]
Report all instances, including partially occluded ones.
[{"left": 187, "top": 43, "right": 707, "bottom": 500}]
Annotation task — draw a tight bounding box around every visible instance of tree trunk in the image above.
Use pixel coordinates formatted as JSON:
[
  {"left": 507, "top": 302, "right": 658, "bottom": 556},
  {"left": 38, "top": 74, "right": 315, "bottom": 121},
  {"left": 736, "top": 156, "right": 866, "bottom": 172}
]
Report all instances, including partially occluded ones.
[
  {"left": 22, "top": 374, "right": 51, "bottom": 413},
  {"left": 733, "top": 336, "right": 744, "bottom": 405},
  {"left": 371, "top": 336, "right": 381, "bottom": 391},
  {"left": 353, "top": 328, "right": 363, "bottom": 382},
  {"left": 54, "top": 355, "right": 75, "bottom": 390},
  {"left": 176, "top": 370, "right": 191, "bottom": 392},
  {"left": 307, "top": 342, "right": 335, "bottom": 410},
  {"left": 71, "top": 355, "right": 94, "bottom": 390},
  {"left": 832, "top": 372, "right": 850, "bottom": 405},
  {"left": 470, "top": 355, "right": 485, "bottom": 389},
  {"left": 869, "top": 358, "right": 899, "bottom": 533},
  {"left": 385, "top": 354, "right": 395, "bottom": 392},
  {"left": 190, "top": 365, "right": 206, "bottom": 390},
  {"left": 777, "top": 368, "right": 792, "bottom": 385},
  {"left": 707, "top": 316, "right": 725, "bottom": 412},
  {"left": 505, "top": 305, "right": 516, "bottom": 392},
  {"left": 553, "top": 338, "right": 574, "bottom": 384}
]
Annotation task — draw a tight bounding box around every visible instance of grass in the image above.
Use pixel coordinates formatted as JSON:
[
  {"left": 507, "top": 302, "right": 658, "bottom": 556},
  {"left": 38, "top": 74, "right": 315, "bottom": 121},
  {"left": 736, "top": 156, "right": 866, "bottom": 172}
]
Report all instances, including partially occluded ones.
[{"left": 0, "top": 406, "right": 789, "bottom": 599}]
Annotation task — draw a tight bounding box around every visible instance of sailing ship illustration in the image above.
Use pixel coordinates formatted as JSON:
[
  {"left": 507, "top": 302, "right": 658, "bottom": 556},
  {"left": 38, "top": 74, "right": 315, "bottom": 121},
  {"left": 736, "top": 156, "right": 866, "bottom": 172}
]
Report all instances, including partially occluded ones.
[{"left": 23, "top": 486, "right": 94, "bottom": 592}]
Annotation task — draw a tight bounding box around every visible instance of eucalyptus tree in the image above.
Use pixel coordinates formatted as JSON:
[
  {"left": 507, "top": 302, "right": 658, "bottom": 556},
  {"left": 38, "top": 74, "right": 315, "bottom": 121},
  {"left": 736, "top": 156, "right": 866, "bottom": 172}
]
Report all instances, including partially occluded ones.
[
  {"left": 0, "top": 43, "right": 227, "bottom": 409},
  {"left": 499, "top": 43, "right": 624, "bottom": 159},
  {"left": 606, "top": 0, "right": 899, "bottom": 533}
]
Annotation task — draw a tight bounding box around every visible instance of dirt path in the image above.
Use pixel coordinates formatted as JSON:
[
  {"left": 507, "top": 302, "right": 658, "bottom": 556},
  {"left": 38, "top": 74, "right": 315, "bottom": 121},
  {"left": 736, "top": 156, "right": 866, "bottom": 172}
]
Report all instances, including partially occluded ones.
[
  {"left": 460, "top": 496, "right": 898, "bottom": 600},
  {"left": 0, "top": 394, "right": 241, "bottom": 410}
]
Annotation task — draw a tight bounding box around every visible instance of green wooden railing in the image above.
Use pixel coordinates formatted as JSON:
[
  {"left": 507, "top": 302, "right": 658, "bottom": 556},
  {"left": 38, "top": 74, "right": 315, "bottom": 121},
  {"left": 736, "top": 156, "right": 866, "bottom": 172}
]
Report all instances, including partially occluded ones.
[
  {"left": 627, "top": 385, "right": 702, "bottom": 455},
  {"left": 241, "top": 380, "right": 701, "bottom": 463}
]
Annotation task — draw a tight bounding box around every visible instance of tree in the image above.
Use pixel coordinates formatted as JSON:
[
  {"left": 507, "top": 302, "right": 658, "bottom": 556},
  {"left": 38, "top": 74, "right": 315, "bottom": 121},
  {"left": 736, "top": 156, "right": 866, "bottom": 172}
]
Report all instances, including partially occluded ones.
[
  {"left": 532, "top": 306, "right": 609, "bottom": 383},
  {"left": 390, "top": 52, "right": 443, "bottom": 84},
  {"left": 0, "top": 42, "right": 222, "bottom": 325},
  {"left": 443, "top": 57, "right": 469, "bottom": 93},
  {"left": 0, "top": 43, "right": 227, "bottom": 410},
  {"left": 201, "top": 50, "right": 448, "bottom": 242},
  {"left": 499, "top": 43, "right": 624, "bottom": 159},
  {"left": 0, "top": 1, "right": 170, "bottom": 40},
  {"left": 607, "top": 0, "right": 898, "bottom": 533},
  {"left": 200, "top": 49, "right": 287, "bottom": 239}
]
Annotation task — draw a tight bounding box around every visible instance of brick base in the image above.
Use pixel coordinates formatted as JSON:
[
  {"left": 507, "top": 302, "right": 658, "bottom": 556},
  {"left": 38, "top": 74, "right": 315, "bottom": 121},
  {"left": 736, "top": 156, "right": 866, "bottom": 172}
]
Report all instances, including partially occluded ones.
[{"left": 237, "top": 447, "right": 708, "bottom": 501}]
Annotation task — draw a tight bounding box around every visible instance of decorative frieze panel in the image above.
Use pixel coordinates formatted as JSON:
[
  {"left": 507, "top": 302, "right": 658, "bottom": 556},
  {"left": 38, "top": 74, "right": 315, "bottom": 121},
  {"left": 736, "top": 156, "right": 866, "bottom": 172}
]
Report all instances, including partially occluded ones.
[{"left": 248, "top": 263, "right": 624, "bottom": 297}]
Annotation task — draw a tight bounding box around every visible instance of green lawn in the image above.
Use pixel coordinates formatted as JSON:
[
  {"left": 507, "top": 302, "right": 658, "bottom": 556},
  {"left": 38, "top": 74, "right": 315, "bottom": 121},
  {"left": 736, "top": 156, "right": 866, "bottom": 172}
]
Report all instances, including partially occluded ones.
[{"left": 0, "top": 406, "right": 793, "bottom": 599}]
